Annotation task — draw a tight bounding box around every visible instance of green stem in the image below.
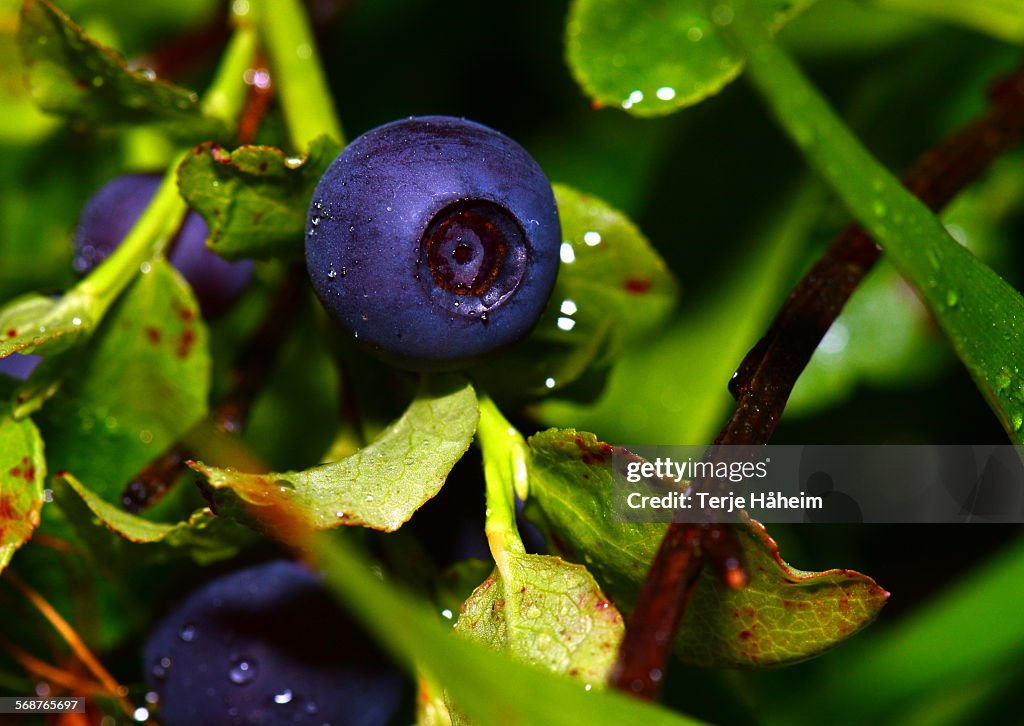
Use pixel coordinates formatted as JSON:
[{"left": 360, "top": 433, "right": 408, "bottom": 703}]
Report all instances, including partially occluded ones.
[
  {"left": 721, "top": 0, "right": 1024, "bottom": 442},
  {"left": 70, "top": 24, "right": 258, "bottom": 322},
  {"left": 477, "top": 396, "right": 530, "bottom": 573},
  {"left": 201, "top": 23, "right": 260, "bottom": 127},
  {"left": 251, "top": 0, "right": 344, "bottom": 152}
]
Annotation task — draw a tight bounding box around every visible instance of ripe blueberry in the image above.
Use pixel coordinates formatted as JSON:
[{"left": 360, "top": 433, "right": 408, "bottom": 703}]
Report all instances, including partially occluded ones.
[
  {"left": 143, "top": 560, "right": 403, "bottom": 726},
  {"left": 306, "top": 116, "right": 560, "bottom": 370},
  {"left": 74, "top": 174, "right": 254, "bottom": 318}
]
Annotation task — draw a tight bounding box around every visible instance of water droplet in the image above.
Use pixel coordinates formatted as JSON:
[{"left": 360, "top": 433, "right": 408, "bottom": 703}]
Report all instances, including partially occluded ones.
[
  {"left": 145, "top": 691, "right": 159, "bottom": 705},
  {"left": 91, "top": 76, "right": 104, "bottom": 87},
  {"left": 228, "top": 656, "right": 258, "bottom": 685},
  {"left": 152, "top": 656, "right": 172, "bottom": 680},
  {"left": 327, "top": 268, "right": 338, "bottom": 280},
  {"left": 560, "top": 242, "right": 576, "bottom": 263},
  {"left": 926, "top": 250, "right": 940, "bottom": 270},
  {"left": 274, "top": 689, "right": 293, "bottom": 705},
  {"left": 544, "top": 377, "right": 556, "bottom": 389},
  {"left": 304, "top": 700, "right": 319, "bottom": 715},
  {"left": 996, "top": 367, "right": 1012, "bottom": 393},
  {"left": 945, "top": 289, "right": 959, "bottom": 308},
  {"left": 872, "top": 200, "right": 886, "bottom": 217},
  {"left": 711, "top": 4, "right": 734, "bottom": 25},
  {"left": 133, "top": 706, "right": 150, "bottom": 722},
  {"left": 687, "top": 26, "right": 703, "bottom": 42},
  {"left": 1013, "top": 413, "right": 1023, "bottom": 432},
  {"left": 179, "top": 624, "right": 197, "bottom": 642},
  {"left": 655, "top": 86, "right": 676, "bottom": 101},
  {"left": 43, "top": 489, "right": 53, "bottom": 503},
  {"left": 621, "top": 89, "right": 644, "bottom": 110}
]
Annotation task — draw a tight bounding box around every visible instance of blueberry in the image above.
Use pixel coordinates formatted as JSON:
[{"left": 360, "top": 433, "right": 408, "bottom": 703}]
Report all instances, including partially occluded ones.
[
  {"left": 74, "top": 174, "right": 254, "bottom": 318},
  {"left": 306, "top": 116, "right": 560, "bottom": 370},
  {"left": 0, "top": 353, "right": 41, "bottom": 381},
  {"left": 143, "top": 560, "right": 403, "bottom": 726}
]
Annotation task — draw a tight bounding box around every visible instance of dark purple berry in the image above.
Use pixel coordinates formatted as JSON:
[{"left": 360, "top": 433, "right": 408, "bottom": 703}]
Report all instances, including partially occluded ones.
[
  {"left": 305, "top": 116, "right": 560, "bottom": 370},
  {"left": 0, "top": 353, "right": 41, "bottom": 381},
  {"left": 143, "top": 560, "right": 403, "bottom": 726},
  {"left": 74, "top": 174, "right": 254, "bottom": 318}
]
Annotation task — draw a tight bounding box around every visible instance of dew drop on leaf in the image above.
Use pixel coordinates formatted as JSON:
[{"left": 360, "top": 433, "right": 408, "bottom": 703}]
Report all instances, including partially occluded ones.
[
  {"left": 228, "top": 656, "right": 258, "bottom": 685},
  {"left": 178, "top": 624, "right": 197, "bottom": 643}
]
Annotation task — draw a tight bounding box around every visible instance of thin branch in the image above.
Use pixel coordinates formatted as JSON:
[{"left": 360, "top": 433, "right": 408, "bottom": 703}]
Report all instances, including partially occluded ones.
[
  {"left": 611, "top": 62, "right": 1024, "bottom": 700},
  {"left": 0, "top": 636, "right": 107, "bottom": 697},
  {"left": 2, "top": 573, "right": 132, "bottom": 716}
]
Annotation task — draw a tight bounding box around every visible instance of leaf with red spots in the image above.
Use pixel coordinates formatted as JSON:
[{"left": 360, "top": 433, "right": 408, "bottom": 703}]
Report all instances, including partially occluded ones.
[
  {"left": 453, "top": 553, "right": 624, "bottom": 703},
  {"left": 36, "top": 261, "right": 210, "bottom": 503},
  {"left": 177, "top": 136, "right": 341, "bottom": 261},
  {"left": 0, "top": 291, "right": 92, "bottom": 360},
  {"left": 524, "top": 429, "right": 888, "bottom": 667},
  {"left": 0, "top": 408, "right": 45, "bottom": 573},
  {"left": 190, "top": 375, "right": 477, "bottom": 533},
  {"left": 17, "top": 0, "right": 227, "bottom": 139},
  {"left": 474, "top": 184, "right": 678, "bottom": 399}
]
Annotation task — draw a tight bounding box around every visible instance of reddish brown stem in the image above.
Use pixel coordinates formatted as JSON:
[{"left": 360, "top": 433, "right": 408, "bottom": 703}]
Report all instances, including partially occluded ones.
[
  {"left": 612, "top": 63, "right": 1024, "bottom": 700},
  {"left": 141, "top": 11, "right": 231, "bottom": 81},
  {"left": 237, "top": 53, "right": 274, "bottom": 146}
]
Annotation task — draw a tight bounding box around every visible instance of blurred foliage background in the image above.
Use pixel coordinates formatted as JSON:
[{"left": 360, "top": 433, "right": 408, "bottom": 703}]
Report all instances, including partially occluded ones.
[{"left": 2, "top": 0, "right": 1024, "bottom": 723}]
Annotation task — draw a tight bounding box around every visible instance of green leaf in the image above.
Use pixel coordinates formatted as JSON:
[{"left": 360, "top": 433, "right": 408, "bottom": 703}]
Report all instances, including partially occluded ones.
[
  {"left": 454, "top": 554, "right": 624, "bottom": 688},
  {"left": 56, "top": 473, "right": 250, "bottom": 566},
  {"left": 0, "top": 292, "right": 91, "bottom": 359},
  {"left": 565, "top": 0, "right": 815, "bottom": 116},
  {"left": 311, "top": 530, "right": 706, "bottom": 726},
  {"left": 37, "top": 260, "right": 210, "bottom": 502},
  {"left": 176, "top": 136, "right": 342, "bottom": 261},
  {"left": 192, "top": 375, "right": 478, "bottom": 533},
  {"left": 525, "top": 429, "right": 888, "bottom": 667},
  {"left": 474, "top": 184, "right": 677, "bottom": 398},
  {"left": 724, "top": 0, "right": 1024, "bottom": 443},
  {"left": 0, "top": 408, "right": 45, "bottom": 573},
  {"left": 538, "top": 181, "right": 819, "bottom": 444},
  {"left": 762, "top": 536, "right": 1024, "bottom": 723},
  {"left": 17, "top": 0, "right": 226, "bottom": 138},
  {"left": 875, "top": 0, "right": 1024, "bottom": 43}
]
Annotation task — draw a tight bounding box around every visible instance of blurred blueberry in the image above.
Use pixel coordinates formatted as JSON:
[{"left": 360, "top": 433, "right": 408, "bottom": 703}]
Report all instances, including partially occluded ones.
[
  {"left": 75, "top": 174, "right": 254, "bottom": 318},
  {"left": 143, "top": 560, "right": 404, "bottom": 726}
]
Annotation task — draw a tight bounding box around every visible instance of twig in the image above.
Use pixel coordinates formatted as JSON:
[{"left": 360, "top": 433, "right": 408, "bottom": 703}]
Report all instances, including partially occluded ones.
[
  {"left": 237, "top": 52, "right": 274, "bottom": 146},
  {"left": 0, "top": 636, "right": 107, "bottom": 698},
  {"left": 2, "top": 573, "right": 132, "bottom": 716},
  {"left": 611, "top": 62, "right": 1024, "bottom": 700}
]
